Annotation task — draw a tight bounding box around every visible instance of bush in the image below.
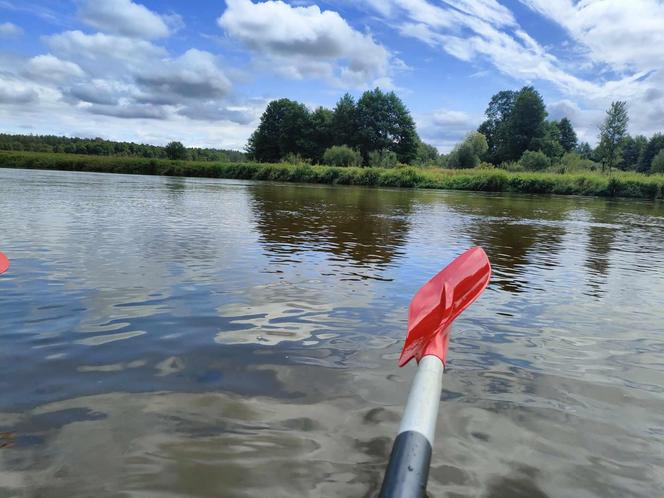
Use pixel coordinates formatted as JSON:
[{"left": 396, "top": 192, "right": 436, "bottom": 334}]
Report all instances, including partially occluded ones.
[
  {"left": 367, "top": 148, "right": 398, "bottom": 168},
  {"left": 651, "top": 149, "right": 664, "bottom": 174},
  {"left": 520, "top": 150, "right": 550, "bottom": 171},
  {"left": 322, "top": 145, "right": 362, "bottom": 167},
  {"left": 281, "top": 152, "right": 310, "bottom": 165}
]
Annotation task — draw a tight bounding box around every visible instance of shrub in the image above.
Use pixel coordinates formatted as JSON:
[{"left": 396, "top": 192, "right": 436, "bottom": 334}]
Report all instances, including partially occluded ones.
[
  {"left": 651, "top": 149, "right": 664, "bottom": 174},
  {"left": 281, "top": 152, "right": 310, "bottom": 165},
  {"left": 322, "top": 145, "right": 362, "bottom": 167},
  {"left": 520, "top": 150, "right": 550, "bottom": 171},
  {"left": 367, "top": 148, "right": 398, "bottom": 168}
]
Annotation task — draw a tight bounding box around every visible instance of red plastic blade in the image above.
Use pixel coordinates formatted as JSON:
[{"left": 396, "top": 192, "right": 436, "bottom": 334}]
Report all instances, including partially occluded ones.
[
  {"left": 0, "top": 252, "right": 9, "bottom": 274},
  {"left": 398, "top": 247, "right": 491, "bottom": 367}
]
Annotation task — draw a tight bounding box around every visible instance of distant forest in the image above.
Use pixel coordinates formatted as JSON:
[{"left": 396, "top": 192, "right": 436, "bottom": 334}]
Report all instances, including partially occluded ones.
[
  {"left": 2, "top": 86, "right": 664, "bottom": 174},
  {"left": 0, "top": 134, "right": 246, "bottom": 162}
]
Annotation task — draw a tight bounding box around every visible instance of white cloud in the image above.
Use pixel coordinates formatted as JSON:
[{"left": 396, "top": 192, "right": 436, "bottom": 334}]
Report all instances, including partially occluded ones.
[
  {"left": 77, "top": 0, "right": 172, "bottom": 39},
  {"left": 47, "top": 31, "right": 167, "bottom": 66},
  {"left": 0, "top": 78, "right": 38, "bottom": 104},
  {"left": 218, "top": 0, "right": 391, "bottom": 88},
  {"left": 371, "top": 0, "right": 664, "bottom": 142},
  {"left": 416, "top": 109, "right": 481, "bottom": 152},
  {"left": 134, "top": 49, "right": 232, "bottom": 104},
  {"left": 0, "top": 21, "right": 22, "bottom": 37},
  {"left": 519, "top": 0, "right": 664, "bottom": 72},
  {"left": 24, "top": 54, "right": 85, "bottom": 82}
]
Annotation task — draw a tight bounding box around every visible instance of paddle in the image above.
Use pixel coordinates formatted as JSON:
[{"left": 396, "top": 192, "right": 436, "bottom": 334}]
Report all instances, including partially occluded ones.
[
  {"left": 379, "top": 247, "right": 491, "bottom": 498},
  {"left": 0, "top": 252, "right": 9, "bottom": 274}
]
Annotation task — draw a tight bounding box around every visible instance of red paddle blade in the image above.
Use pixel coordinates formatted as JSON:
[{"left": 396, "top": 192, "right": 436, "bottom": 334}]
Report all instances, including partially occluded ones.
[
  {"left": 398, "top": 247, "right": 491, "bottom": 367},
  {"left": 0, "top": 252, "right": 9, "bottom": 274}
]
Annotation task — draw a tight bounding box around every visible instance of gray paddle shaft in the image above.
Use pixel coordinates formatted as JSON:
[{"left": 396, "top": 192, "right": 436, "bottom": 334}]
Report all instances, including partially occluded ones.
[{"left": 379, "top": 355, "right": 444, "bottom": 498}]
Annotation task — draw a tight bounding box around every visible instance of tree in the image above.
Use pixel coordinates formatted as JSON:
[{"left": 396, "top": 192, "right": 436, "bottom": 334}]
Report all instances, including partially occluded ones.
[
  {"left": 597, "top": 101, "right": 628, "bottom": 173},
  {"left": 331, "top": 93, "right": 358, "bottom": 148},
  {"left": 620, "top": 135, "right": 647, "bottom": 170},
  {"left": 247, "top": 99, "right": 311, "bottom": 162},
  {"left": 506, "top": 86, "right": 547, "bottom": 161},
  {"left": 638, "top": 133, "right": 664, "bottom": 173},
  {"left": 415, "top": 141, "right": 439, "bottom": 165},
  {"left": 165, "top": 141, "right": 187, "bottom": 160},
  {"left": 448, "top": 132, "right": 488, "bottom": 168},
  {"left": 478, "top": 90, "right": 516, "bottom": 164},
  {"left": 558, "top": 117, "right": 578, "bottom": 152},
  {"left": 355, "top": 88, "right": 419, "bottom": 164},
  {"left": 531, "top": 120, "right": 564, "bottom": 159},
  {"left": 306, "top": 106, "right": 334, "bottom": 163},
  {"left": 651, "top": 149, "right": 664, "bottom": 174}
]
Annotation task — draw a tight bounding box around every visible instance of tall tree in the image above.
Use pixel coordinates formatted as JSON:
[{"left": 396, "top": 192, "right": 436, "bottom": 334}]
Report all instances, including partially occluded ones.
[
  {"left": 597, "top": 101, "right": 628, "bottom": 173},
  {"left": 306, "top": 106, "right": 335, "bottom": 163},
  {"left": 620, "top": 135, "right": 647, "bottom": 170},
  {"left": 165, "top": 141, "right": 187, "bottom": 160},
  {"left": 531, "top": 120, "right": 563, "bottom": 159},
  {"left": 507, "top": 86, "right": 547, "bottom": 161},
  {"left": 331, "top": 93, "right": 358, "bottom": 148},
  {"left": 247, "top": 99, "right": 311, "bottom": 162},
  {"left": 558, "top": 117, "right": 578, "bottom": 152},
  {"left": 477, "top": 90, "right": 516, "bottom": 164},
  {"left": 576, "top": 142, "right": 593, "bottom": 159},
  {"left": 637, "top": 133, "right": 664, "bottom": 173},
  {"left": 355, "top": 88, "right": 419, "bottom": 164}
]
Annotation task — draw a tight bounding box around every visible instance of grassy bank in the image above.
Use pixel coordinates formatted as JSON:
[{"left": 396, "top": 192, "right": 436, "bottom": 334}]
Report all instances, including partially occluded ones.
[{"left": 1, "top": 150, "right": 663, "bottom": 199}]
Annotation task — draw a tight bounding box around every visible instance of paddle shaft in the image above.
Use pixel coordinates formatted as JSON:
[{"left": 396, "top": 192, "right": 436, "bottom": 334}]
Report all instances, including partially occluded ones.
[{"left": 379, "top": 355, "right": 444, "bottom": 498}]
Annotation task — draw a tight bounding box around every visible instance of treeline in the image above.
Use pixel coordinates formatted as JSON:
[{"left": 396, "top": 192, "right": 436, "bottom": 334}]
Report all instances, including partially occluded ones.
[
  {"left": 457, "top": 86, "right": 664, "bottom": 174},
  {"left": 247, "top": 88, "right": 438, "bottom": 167},
  {"left": 0, "top": 134, "right": 246, "bottom": 162}
]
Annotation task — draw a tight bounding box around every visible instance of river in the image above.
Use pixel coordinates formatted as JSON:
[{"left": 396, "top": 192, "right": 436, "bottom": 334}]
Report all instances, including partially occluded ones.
[{"left": 1, "top": 168, "right": 663, "bottom": 497}]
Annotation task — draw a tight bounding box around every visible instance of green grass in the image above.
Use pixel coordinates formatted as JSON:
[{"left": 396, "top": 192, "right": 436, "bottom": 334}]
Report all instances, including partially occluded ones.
[{"left": 1, "top": 150, "right": 663, "bottom": 199}]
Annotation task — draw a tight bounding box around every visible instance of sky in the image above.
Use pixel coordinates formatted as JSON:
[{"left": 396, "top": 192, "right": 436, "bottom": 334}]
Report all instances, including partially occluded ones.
[{"left": 0, "top": 0, "right": 663, "bottom": 152}]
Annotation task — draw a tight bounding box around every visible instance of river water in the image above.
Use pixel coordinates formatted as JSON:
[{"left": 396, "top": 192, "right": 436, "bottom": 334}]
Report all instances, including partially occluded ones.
[{"left": 0, "top": 168, "right": 663, "bottom": 497}]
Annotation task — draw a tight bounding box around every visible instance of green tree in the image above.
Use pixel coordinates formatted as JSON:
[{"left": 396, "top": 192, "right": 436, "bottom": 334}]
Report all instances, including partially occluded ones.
[
  {"left": 448, "top": 132, "right": 488, "bottom": 168},
  {"left": 638, "top": 133, "right": 664, "bottom": 173},
  {"left": 415, "top": 141, "right": 439, "bottom": 166},
  {"left": 620, "top": 135, "right": 647, "bottom": 170},
  {"left": 306, "top": 106, "right": 335, "bottom": 163},
  {"left": 651, "top": 149, "right": 664, "bottom": 174},
  {"left": 331, "top": 93, "right": 358, "bottom": 149},
  {"left": 247, "top": 99, "right": 311, "bottom": 162},
  {"left": 558, "top": 117, "right": 578, "bottom": 152},
  {"left": 355, "top": 88, "right": 419, "bottom": 164},
  {"left": 478, "top": 90, "right": 516, "bottom": 164},
  {"left": 531, "top": 120, "right": 564, "bottom": 159},
  {"left": 165, "top": 141, "right": 187, "bottom": 160},
  {"left": 597, "top": 101, "right": 628, "bottom": 173},
  {"left": 507, "top": 86, "right": 547, "bottom": 161}
]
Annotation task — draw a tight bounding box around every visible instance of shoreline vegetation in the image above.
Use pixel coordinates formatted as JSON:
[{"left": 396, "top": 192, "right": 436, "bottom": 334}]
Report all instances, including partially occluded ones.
[{"left": 2, "top": 150, "right": 662, "bottom": 199}]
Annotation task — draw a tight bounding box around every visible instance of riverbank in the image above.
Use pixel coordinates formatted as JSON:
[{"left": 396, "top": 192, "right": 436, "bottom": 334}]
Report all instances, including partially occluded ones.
[{"left": 1, "top": 150, "right": 662, "bottom": 199}]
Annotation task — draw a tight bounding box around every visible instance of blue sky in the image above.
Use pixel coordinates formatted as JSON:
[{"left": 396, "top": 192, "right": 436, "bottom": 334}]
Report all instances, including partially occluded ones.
[{"left": 1, "top": 0, "right": 663, "bottom": 151}]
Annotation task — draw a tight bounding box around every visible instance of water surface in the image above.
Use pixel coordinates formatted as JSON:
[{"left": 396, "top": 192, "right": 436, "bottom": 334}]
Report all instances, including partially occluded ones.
[{"left": 1, "top": 168, "right": 663, "bottom": 497}]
